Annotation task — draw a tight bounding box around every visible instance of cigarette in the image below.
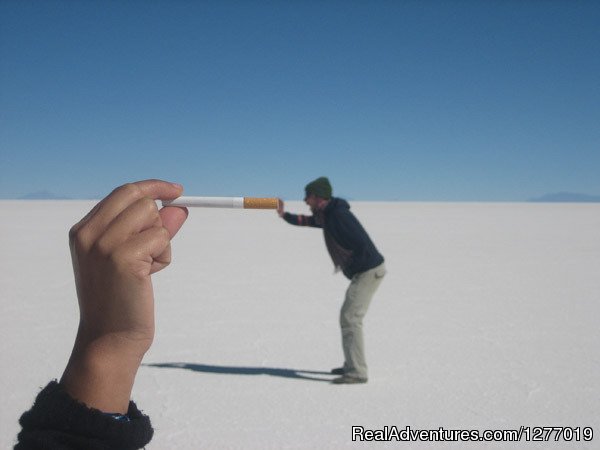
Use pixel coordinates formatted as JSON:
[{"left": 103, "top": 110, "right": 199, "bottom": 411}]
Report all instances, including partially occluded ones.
[{"left": 162, "top": 196, "right": 280, "bottom": 209}]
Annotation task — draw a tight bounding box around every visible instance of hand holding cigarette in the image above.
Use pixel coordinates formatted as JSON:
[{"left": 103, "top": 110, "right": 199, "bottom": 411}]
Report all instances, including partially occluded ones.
[{"left": 61, "top": 180, "right": 188, "bottom": 414}]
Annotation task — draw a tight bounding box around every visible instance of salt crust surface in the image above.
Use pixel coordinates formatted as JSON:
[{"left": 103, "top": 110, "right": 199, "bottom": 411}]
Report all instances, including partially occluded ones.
[{"left": 1, "top": 201, "right": 599, "bottom": 449}]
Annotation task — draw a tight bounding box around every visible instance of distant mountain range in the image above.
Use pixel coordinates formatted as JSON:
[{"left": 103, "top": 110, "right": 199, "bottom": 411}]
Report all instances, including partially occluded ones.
[
  {"left": 19, "top": 191, "right": 72, "bottom": 200},
  {"left": 529, "top": 192, "right": 600, "bottom": 203}
]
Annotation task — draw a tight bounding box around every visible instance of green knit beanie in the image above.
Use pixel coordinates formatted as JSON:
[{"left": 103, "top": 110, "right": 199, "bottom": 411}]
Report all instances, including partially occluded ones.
[{"left": 304, "top": 176, "right": 332, "bottom": 199}]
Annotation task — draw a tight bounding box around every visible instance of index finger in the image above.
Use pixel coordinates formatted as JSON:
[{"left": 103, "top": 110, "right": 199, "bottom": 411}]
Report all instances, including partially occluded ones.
[{"left": 73, "top": 179, "right": 184, "bottom": 241}]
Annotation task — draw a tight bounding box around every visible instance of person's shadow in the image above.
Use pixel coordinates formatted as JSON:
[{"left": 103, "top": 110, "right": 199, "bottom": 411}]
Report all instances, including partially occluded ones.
[{"left": 144, "top": 362, "right": 334, "bottom": 382}]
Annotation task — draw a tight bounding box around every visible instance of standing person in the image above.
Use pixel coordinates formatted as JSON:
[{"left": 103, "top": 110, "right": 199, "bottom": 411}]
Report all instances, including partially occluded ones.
[{"left": 277, "top": 177, "right": 386, "bottom": 384}]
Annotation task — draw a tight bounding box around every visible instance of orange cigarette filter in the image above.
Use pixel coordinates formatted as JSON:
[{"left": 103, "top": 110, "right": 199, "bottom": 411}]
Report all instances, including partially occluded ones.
[{"left": 243, "top": 197, "right": 280, "bottom": 209}]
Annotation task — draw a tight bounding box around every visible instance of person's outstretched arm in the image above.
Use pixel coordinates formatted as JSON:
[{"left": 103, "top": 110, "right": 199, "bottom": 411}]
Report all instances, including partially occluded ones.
[
  {"left": 276, "top": 198, "right": 319, "bottom": 227},
  {"left": 16, "top": 179, "right": 188, "bottom": 450}
]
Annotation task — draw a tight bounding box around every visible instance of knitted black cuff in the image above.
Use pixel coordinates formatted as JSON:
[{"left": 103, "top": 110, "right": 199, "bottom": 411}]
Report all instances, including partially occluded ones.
[{"left": 16, "top": 380, "right": 153, "bottom": 450}]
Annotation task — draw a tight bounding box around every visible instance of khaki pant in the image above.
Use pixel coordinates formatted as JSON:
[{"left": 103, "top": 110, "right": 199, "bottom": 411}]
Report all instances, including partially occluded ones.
[{"left": 340, "top": 262, "right": 386, "bottom": 379}]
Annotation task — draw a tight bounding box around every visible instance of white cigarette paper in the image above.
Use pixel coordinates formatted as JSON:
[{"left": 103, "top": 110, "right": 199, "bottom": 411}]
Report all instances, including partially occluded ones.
[{"left": 162, "top": 196, "right": 280, "bottom": 209}]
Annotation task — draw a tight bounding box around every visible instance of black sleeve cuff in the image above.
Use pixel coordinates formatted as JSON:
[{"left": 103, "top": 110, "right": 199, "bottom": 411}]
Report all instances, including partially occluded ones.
[{"left": 16, "top": 380, "right": 153, "bottom": 450}]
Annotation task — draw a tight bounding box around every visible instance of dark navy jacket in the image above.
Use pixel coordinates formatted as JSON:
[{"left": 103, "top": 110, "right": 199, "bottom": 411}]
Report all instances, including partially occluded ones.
[{"left": 283, "top": 197, "right": 384, "bottom": 279}]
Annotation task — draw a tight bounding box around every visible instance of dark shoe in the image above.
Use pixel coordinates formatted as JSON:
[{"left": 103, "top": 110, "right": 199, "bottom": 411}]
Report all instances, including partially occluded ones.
[
  {"left": 331, "top": 367, "right": 345, "bottom": 375},
  {"left": 332, "top": 375, "right": 368, "bottom": 384}
]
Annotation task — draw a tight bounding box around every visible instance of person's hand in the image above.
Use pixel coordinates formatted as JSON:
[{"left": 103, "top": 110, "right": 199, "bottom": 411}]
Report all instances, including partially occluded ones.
[
  {"left": 60, "top": 180, "right": 188, "bottom": 413},
  {"left": 277, "top": 198, "right": 285, "bottom": 217}
]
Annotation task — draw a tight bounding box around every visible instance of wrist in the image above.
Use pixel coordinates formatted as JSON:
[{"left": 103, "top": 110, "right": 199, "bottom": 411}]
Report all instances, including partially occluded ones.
[{"left": 61, "top": 337, "right": 145, "bottom": 414}]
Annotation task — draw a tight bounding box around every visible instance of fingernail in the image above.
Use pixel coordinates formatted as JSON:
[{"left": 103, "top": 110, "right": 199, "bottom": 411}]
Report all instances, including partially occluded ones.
[{"left": 171, "top": 182, "right": 184, "bottom": 190}]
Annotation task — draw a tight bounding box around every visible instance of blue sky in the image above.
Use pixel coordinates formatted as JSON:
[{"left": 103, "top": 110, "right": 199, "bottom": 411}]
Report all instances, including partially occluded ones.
[{"left": 1, "top": 1, "right": 599, "bottom": 201}]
